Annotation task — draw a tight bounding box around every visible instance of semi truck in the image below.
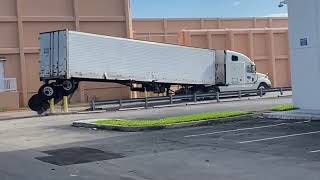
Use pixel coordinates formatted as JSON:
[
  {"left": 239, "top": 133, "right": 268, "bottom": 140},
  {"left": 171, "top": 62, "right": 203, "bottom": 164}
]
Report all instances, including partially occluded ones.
[{"left": 28, "top": 30, "right": 271, "bottom": 113}]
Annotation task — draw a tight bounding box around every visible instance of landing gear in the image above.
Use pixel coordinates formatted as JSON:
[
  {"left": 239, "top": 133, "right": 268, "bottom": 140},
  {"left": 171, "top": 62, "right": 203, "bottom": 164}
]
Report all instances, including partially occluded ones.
[
  {"left": 28, "top": 79, "right": 79, "bottom": 114},
  {"left": 175, "top": 86, "right": 219, "bottom": 95}
]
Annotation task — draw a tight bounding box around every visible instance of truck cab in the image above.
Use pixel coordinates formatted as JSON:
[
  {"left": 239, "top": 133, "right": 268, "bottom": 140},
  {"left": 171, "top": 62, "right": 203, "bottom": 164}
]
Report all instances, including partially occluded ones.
[{"left": 219, "top": 50, "right": 272, "bottom": 92}]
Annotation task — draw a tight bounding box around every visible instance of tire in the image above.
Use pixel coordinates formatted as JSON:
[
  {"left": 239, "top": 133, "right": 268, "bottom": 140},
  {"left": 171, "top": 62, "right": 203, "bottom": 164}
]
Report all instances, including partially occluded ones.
[
  {"left": 61, "top": 80, "right": 76, "bottom": 96},
  {"left": 28, "top": 94, "right": 50, "bottom": 114},
  {"left": 28, "top": 94, "right": 42, "bottom": 112},
  {"left": 38, "top": 83, "right": 56, "bottom": 100},
  {"left": 257, "top": 83, "right": 268, "bottom": 96}
]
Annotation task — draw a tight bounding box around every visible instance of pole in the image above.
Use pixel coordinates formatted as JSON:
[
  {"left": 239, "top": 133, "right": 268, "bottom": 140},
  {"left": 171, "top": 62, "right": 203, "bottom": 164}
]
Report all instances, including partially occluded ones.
[
  {"left": 145, "top": 96, "right": 148, "bottom": 109},
  {"left": 280, "top": 88, "right": 283, "bottom": 96},
  {"left": 50, "top": 98, "right": 55, "bottom": 113},
  {"left": 63, "top": 96, "right": 69, "bottom": 113},
  {"left": 119, "top": 99, "right": 123, "bottom": 109}
]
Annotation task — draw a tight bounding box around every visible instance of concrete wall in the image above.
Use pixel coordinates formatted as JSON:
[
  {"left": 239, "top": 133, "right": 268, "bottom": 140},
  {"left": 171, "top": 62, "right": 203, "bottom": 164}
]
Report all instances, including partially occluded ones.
[
  {"left": 178, "top": 28, "right": 290, "bottom": 88},
  {"left": 288, "top": 0, "right": 320, "bottom": 110},
  {"left": 133, "top": 18, "right": 288, "bottom": 44},
  {"left": 0, "top": 0, "right": 132, "bottom": 107},
  {"left": 133, "top": 18, "right": 290, "bottom": 88},
  {"left": 0, "top": 91, "right": 19, "bottom": 110},
  {"left": 0, "top": 3, "right": 291, "bottom": 109}
]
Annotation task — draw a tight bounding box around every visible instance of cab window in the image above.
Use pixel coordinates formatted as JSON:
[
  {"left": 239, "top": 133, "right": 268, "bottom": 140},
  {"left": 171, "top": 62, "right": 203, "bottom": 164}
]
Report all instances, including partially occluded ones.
[
  {"left": 247, "top": 65, "right": 256, "bottom": 73},
  {"left": 232, "top": 55, "right": 238, "bottom": 61}
]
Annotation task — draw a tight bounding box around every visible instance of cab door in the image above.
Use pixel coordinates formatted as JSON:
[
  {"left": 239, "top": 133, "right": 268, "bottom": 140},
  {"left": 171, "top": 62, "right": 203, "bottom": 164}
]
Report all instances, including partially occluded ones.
[
  {"left": 245, "top": 64, "right": 258, "bottom": 86},
  {"left": 224, "top": 55, "right": 247, "bottom": 91},
  {"left": 229, "top": 62, "right": 246, "bottom": 85}
]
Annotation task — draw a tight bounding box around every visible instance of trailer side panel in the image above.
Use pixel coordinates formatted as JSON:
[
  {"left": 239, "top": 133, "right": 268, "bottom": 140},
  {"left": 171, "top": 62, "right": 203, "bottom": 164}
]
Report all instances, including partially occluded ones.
[{"left": 67, "top": 31, "right": 216, "bottom": 85}]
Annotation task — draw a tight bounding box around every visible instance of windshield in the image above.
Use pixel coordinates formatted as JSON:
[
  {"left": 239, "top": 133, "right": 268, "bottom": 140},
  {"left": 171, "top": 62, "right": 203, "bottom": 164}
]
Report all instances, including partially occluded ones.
[{"left": 247, "top": 64, "right": 256, "bottom": 73}]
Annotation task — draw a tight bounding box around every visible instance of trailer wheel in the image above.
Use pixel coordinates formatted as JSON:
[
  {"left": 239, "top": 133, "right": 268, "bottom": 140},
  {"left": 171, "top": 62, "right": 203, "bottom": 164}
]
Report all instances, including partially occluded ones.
[
  {"left": 28, "top": 94, "right": 50, "bottom": 114},
  {"left": 28, "top": 94, "right": 41, "bottom": 112},
  {"left": 61, "top": 80, "right": 76, "bottom": 96},
  {"left": 38, "top": 83, "right": 56, "bottom": 100}
]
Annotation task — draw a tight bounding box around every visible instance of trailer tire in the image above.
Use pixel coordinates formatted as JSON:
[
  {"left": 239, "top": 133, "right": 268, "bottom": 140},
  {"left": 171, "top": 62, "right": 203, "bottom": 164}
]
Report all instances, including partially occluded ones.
[
  {"left": 28, "top": 94, "right": 50, "bottom": 114},
  {"left": 38, "top": 83, "right": 56, "bottom": 100},
  {"left": 61, "top": 80, "right": 76, "bottom": 96}
]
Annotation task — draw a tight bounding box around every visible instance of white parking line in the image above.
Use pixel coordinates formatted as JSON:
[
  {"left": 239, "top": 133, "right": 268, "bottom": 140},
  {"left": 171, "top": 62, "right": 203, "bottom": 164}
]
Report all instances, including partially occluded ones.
[
  {"left": 239, "top": 131, "right": 320, "bottom": 144},
  {"left": 309, "top": 150, "right": 320, "bottom": 153},
  {"left": 184, "top": 121, "right": 309, "bottom": 138}
]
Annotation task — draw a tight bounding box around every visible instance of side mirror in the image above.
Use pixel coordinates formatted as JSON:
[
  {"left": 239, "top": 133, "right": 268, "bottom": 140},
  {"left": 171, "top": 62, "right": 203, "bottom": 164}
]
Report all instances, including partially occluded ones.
[{"left": 265, "top": 73, "right": 269, "bottom": 78}]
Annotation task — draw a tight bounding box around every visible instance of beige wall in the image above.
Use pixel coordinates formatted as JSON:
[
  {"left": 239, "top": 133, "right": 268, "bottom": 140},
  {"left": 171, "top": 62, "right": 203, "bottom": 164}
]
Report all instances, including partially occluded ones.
[
  {"left": 0, "top": 92, "right": 19, "bottom": 110},
  {"left": 133, "top": 18, "right": 288, "bottom": 44},
  {"left": 133, "top": 18, "right": 290, "bottom": 88},
  {"left": 0, "top": 0, "right": 132, "bottom": 107},
  {"left": 178, "top": 28, "right": 290, "bottom": 88},
  {"left": 0, "top": 1, "right": 291, "bottom": 110}
]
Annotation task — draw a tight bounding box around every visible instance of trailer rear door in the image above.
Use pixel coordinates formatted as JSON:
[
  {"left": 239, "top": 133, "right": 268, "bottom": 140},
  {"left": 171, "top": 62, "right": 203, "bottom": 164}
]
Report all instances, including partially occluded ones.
[{"left": 40, "top": 30, "right": 68, "bottom": 80}]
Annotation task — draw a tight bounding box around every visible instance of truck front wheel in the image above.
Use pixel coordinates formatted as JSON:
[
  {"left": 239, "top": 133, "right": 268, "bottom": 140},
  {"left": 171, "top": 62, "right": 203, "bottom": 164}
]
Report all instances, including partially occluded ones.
[{"left": 257, "top": 83, "right": 269, "bottom": 96}]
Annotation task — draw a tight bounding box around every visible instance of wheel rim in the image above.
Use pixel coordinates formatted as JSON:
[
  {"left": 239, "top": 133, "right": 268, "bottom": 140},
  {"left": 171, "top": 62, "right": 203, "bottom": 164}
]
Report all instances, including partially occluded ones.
[
  {"left": 259, "top": 85, "right": 266, "bottom": 90},
  {"left": 62, "top": 81, "right": 73, "bottom": 91},
  {"left": 43, "top": 86, "right": 54, "bottom": 97}
]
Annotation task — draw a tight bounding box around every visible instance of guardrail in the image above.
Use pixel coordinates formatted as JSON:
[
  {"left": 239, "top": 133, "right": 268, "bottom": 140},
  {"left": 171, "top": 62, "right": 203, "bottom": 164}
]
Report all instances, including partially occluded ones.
[
  {"left": 89, "top": 87, "right": 292, "bottom": 111},
  {"left": 0, "top": 78, "right": 17, "bottom": 92}
]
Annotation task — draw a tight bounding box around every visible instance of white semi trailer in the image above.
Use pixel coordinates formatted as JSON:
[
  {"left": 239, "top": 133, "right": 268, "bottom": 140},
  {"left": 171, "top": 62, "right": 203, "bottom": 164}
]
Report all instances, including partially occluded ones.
[{"left": 28, "top": 30, "right": 271, "bottom": 113}]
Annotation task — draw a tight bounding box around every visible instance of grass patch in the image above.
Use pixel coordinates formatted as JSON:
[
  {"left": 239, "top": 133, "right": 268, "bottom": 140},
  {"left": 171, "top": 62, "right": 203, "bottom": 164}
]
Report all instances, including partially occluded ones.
[
  {"left": 95, "top": 111, "right": 250, "bottom": 127},
  {"left": 272, "top": 104, "right": 297, "bottom": 112}
]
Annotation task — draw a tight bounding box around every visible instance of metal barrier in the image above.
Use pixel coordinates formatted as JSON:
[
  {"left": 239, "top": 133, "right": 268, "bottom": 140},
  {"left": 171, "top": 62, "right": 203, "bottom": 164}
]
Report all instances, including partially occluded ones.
[
  {"left": 0, "top": 78, "right": 17, "bottom": 92},
  {"left": 90, "top": 87, "right": 292, "bottom": 111}
]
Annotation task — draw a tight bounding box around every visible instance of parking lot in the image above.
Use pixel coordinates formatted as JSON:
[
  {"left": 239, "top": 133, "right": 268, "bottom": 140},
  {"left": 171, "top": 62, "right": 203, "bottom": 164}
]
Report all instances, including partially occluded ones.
[{"left": 1, "top": 97, "right": 320, "bottom": 180}]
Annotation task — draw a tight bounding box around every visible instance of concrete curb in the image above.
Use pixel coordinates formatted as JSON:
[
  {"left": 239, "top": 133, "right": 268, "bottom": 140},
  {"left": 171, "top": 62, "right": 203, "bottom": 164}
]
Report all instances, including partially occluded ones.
[
  {"left": 0, "top": 111, "right": 79, "bottom": 121},
  {"left": 72, "top": 114, "right": 259, "bottom": 132},
  {"left": 0, "top": 115, "right": 41, "bottom": 121},
  {"left": 263, "top": 112, "right": 320, "bottom": 121},
  {"left": 153, "top": 95, "right": 291, "bottom": 109}
]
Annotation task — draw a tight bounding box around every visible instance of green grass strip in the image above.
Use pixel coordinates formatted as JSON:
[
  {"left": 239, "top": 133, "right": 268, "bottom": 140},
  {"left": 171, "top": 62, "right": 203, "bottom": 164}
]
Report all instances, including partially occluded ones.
[
  {"left": 271, "top": 104, "right": 297, "bottom": 112},
  {"left": 95, "top": 111, "right": 250, "bottom": 127}
]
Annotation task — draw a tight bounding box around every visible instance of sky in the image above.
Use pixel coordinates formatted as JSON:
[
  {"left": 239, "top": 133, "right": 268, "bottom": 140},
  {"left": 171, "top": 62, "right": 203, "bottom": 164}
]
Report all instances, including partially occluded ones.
[{"left": 131, "top": 0, "right": 288, "bottom": 18}]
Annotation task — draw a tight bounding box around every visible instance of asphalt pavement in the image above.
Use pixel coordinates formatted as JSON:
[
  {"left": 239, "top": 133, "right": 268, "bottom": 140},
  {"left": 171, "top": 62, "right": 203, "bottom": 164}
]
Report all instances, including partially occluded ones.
[{"left": 2, "top": 96, "right": 319, "bottom": 180}]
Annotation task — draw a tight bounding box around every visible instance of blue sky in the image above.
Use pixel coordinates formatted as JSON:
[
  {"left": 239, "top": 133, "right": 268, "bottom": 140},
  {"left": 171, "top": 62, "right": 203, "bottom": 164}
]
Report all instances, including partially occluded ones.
[{"left": 131, "top": 0, "right": 288, "bottom": 18}]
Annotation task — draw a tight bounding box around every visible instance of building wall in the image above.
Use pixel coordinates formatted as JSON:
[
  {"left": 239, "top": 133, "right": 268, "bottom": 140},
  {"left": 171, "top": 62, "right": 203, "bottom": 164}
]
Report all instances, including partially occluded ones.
[
  {"left": 133, "top": 18, "right": 290, "bottom": 87},
  {"left": 0, "top": 2, "right": 291, "bottom": 110},
  {"left": 288, "top": 0, "right": 320, "bottom": 110},
  {"left": 0, "top": 91, "right": 19, "bottom": 110},
  {"left": 178, "top": 28, "right": 290, "bottom": 88},
  {"left": 0, "top": 0, "right": 133, "bottom": 107},
  {"left": 133, "top": 18, "right": 288, "bottom": 44}
]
